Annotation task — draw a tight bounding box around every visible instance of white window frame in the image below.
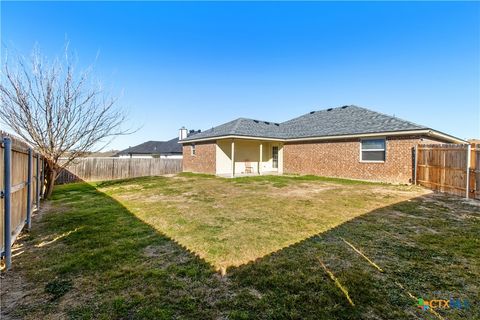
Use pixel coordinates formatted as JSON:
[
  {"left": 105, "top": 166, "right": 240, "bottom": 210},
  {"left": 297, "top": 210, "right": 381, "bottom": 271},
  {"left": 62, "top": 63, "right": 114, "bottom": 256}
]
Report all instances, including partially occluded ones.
[
  {"left": 360, "top": 138, "right": 386, "bottom": 163},
  {"left": 191, "top": 143, "right": 196, "bottom": 156}
]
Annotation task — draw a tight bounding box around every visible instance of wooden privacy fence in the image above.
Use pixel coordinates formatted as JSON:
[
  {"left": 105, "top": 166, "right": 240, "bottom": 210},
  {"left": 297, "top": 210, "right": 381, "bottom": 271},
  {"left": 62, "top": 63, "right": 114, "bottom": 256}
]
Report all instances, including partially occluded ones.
[
  {"left": 56, "top": 157, "right": 183, "bottom": 184},
  {"left": 415, "top": 143, "right": 479, "bottom": 199},
  {"left": 1, "top": 132, "right": 45, "bottom": 270}
]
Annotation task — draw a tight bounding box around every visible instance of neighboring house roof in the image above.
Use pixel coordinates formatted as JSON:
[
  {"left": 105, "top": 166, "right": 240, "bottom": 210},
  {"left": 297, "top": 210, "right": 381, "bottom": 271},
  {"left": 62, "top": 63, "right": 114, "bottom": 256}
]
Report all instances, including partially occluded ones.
[
  {"left": 86, "top": 150, "right": 120, "bottom": 157},
  {"left": 116, "top": 138, "right": 182, "bottom": 156},
  {"left": 181, "top": 105, "right": 464, "bottom": 143}
]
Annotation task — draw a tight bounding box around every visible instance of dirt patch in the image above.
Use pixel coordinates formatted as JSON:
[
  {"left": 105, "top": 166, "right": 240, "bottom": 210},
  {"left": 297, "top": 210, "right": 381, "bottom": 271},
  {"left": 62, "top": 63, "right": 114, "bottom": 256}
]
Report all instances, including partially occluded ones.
[
  {"left": 55, "top": 277, "right": 96, "bottom": 315},
  {"left": 0, "top": 200, "right": 72, "bottom": 320},
  {"left": 1, "top": 271, "right": 29, "bottom": 320},
  {"left": 124, "top": 193, "right": 188, "bottom": 203},
  {"left": 1, "top": 247, "right": 51, "bottom": 320},
  {"left": 276, "top": 183, "right": 339, "bottom": 198},
  {"left": 369, "top": 186, "right": 431, "bottom": 198},
  {"left": 32, "top": 201, "right": 55, "bottom": 220}
]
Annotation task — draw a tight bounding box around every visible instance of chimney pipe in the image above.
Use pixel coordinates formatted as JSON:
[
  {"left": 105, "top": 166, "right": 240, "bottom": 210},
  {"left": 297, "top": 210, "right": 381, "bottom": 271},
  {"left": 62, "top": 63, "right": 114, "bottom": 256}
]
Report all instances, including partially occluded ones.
[{"left": 179, "top": 127, "right": 188, "bottom": 140}]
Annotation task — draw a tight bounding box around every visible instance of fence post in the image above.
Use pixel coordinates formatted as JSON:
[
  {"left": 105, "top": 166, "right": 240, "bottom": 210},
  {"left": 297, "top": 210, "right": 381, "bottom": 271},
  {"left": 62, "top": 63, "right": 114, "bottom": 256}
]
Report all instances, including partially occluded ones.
[
  {"left": 36, "top": 154, "right": 40, "bottom": 209},
  {"left": 3, "top": 137, "right": 12, "bottom": 270},
  {"left": 466, "top": 144, "right": 471, "bottom": 199},
  {"left": 26, "top": 148, "right": 33, "bottom": 229}
]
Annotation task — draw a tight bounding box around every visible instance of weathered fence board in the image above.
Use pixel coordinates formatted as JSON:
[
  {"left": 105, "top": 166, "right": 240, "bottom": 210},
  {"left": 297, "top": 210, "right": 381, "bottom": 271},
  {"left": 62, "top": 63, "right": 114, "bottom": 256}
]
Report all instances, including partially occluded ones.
[
  {"left": 473, "top": 145, "right": 480, "bottom": 200},
  {"left": 1, "top": 131, "right": 44, "bottom": 270},
  {"left": 56, "top": 157, "right": 182, "bottom": 184},
  {"left": 416, "top": 143, "right": 478, "bottom": 199}
]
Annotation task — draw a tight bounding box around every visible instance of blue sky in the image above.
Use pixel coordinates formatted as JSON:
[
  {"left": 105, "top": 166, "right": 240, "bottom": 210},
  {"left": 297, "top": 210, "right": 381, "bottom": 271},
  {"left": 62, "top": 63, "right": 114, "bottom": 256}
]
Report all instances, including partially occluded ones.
[{"left": 2, "top": 1, "right": 479, "bottom": 150}]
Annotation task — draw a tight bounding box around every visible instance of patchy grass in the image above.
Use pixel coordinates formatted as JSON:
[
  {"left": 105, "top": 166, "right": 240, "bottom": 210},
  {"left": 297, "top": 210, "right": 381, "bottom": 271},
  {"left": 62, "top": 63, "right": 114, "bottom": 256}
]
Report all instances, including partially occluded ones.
[
  {"left": 1, "top": 174, "right": 479, "bottom": 319},
  {"left": 96, "top": 174, "right": 425, "bottom": 270},
  {"left": 231, "top": 174, "right": 384, "bottom": 187}
]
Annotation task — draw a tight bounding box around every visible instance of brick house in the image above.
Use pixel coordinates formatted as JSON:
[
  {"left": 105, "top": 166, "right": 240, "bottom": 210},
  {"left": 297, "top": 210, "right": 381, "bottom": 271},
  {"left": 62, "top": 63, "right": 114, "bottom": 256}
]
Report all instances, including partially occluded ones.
[{"left": 179, "top": 105, "right": 465, "bottom": 184}]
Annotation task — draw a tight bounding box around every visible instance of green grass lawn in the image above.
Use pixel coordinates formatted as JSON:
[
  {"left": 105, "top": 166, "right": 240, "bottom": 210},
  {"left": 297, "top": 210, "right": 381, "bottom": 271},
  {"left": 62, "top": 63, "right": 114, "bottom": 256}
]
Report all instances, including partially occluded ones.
[
  {"left": 1, "top": 174, "right": 479, "bottom": 319},
  {"left": 97, "top": 174, "right": 427, "bottom": 271}
]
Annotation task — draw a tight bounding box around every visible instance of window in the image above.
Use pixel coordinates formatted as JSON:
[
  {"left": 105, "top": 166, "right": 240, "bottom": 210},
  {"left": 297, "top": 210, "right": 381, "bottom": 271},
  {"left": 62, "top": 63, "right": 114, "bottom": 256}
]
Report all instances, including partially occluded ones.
[
  {"left": 191, "top": 143, "right": 196, "bottom": 156},
  {"left": 361, "top": 139, "right": 386, "bottom": 162}
]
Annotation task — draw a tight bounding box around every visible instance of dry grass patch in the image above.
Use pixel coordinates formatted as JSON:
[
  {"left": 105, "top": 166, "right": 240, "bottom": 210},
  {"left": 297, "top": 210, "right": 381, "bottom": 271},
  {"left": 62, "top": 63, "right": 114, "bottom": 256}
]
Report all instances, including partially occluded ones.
[{"left": 97, "top": 174, "right": 428, "bottom": 271}]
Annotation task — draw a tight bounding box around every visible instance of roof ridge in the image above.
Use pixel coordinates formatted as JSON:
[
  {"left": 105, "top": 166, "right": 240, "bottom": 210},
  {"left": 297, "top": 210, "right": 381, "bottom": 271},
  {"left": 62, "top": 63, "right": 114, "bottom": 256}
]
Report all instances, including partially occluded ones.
[
  {"left": 352, "top": 105, "right": 427, "bottom": 129},
  {"left": 237, "top": 116, "right": 278, "bottom": 124},
  {"left": 230, "top": 118, "right": 244, "bottom": 134}
]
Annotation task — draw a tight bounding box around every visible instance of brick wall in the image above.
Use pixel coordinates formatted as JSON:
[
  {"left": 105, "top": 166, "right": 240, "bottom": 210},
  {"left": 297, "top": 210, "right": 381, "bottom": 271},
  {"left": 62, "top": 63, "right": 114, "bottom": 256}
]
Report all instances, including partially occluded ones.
[
  {"left": 284, "top": 136, "right": 433, "bottom": 184},
  {"left": 182, "top": 142, "right": 216, "bottom": 174}
]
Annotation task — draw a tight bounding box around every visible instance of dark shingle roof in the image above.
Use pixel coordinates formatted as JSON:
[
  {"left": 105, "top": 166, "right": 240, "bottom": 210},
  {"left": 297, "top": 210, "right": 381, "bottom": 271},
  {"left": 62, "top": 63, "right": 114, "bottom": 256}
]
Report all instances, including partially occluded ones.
[
  {"left": 181, "top": 105, "right": 428, "bottom": 142},
  {"left": 280, "top": 105, "right": 426, "bottom": 138},
  {"left": 181, "top": 118, "right": 285, "bottom": 141},
  {"left": 116, "top": 138, "right": 182, "bottom": 156}
]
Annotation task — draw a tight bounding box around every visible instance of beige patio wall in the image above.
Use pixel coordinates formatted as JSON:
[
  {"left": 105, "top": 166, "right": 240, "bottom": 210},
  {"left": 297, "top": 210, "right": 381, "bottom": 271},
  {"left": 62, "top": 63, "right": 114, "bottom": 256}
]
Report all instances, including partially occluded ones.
[{"left": 215, "top": 139, "right": 283, "bottom": 175}]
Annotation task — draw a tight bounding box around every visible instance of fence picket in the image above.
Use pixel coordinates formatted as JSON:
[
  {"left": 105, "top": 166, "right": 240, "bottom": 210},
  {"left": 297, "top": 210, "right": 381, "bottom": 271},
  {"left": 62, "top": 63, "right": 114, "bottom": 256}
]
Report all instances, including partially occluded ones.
[
  {"left": 56, "top": 157, "right": 182, "bottom": 184},
  {"left": 416, "top": 143, "right": 478, "bottom": 199}
]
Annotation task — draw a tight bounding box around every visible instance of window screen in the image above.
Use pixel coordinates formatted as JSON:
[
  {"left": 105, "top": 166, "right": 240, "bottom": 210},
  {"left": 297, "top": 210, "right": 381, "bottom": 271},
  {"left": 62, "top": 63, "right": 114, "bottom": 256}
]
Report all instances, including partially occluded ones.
[{"left": 361, "top": 139, "right": 385, "bottom": 161}]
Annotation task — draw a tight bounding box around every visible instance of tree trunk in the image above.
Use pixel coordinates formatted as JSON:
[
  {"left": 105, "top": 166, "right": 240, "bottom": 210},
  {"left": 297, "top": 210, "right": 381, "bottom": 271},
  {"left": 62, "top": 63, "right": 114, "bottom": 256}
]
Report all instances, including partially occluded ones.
[{"left": 44, "top": 165, "right": 58, "bottom": 199}]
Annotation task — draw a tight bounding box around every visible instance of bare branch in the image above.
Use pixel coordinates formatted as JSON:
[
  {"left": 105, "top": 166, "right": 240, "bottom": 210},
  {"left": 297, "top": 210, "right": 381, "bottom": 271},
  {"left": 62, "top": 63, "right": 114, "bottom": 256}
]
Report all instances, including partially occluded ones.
[{"left": 0, "top": 44, "right": 133, "bottom": 197}]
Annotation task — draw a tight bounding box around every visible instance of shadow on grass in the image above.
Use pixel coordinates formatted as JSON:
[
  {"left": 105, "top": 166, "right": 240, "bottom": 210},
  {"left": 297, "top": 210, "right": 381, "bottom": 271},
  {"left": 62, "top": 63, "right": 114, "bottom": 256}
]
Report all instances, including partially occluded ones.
[
  {"left": 4, "top": 182, "right": 478, "bottom": 320},
  {"left": 5, "top": 182, "right": 224, "bottom": 319},
  {"left": 227, "top": 193, "right": 479, "bottom": 319}
]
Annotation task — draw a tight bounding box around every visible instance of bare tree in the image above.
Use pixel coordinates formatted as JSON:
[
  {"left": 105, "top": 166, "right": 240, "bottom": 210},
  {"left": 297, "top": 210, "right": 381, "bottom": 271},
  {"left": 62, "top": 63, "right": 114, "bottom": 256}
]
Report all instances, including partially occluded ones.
[{"left": 1, "top": 45, "right": 131, "bottom": 198}]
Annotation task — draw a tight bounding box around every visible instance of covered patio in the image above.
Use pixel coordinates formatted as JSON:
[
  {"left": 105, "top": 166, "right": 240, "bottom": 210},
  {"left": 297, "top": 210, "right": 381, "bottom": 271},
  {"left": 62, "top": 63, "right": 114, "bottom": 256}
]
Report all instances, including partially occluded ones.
[{"left": 215, "top": 138, "right": 284, "bottom": 177}]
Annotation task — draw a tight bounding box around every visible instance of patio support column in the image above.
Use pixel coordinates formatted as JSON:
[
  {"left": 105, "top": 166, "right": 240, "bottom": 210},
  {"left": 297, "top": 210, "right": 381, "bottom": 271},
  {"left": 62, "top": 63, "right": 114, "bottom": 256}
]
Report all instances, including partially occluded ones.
[
  {"left": 259, "top": 143, "right": 263, "bottom": 174},
  {"left": 231, "top": 139, "right": 235, "bottom": 178}
]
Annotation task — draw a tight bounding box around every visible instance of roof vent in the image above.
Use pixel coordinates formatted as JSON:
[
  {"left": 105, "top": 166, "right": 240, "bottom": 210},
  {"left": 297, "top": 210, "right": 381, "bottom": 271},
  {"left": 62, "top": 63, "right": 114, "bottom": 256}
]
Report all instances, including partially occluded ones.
[
  {"left": 309, "top": 111, "right": 315, "bottom": 114},
  {"left": 327, "top": 108, "right": 333, "bottom": 111},
  {"left": 253, "top": 120, "right": 259, "bottom": 123},
  {"left": 274, "top": 123, "right": 280, "bottom": 126},
  {"left": 341, "top": 105, "right": 349, "bottom": 109},
  {"left": 264, "top": 121, "right": 270, "bottom": 125}
]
